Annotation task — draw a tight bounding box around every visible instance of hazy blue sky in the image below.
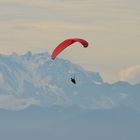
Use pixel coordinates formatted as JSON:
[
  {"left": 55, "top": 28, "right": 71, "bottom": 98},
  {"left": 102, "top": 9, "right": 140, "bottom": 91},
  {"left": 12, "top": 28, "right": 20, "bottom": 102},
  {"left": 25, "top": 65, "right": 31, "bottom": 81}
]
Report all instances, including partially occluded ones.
[{"left": 0, "top": 0, "right": 140, "bottom": 83}]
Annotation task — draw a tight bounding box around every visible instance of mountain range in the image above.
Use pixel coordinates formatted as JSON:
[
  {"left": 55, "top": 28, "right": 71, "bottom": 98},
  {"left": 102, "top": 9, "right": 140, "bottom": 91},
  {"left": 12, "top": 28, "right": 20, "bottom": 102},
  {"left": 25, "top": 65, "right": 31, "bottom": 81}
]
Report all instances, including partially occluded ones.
[{"left": 0, "top": 51, "right": 140, "bottom": 111}]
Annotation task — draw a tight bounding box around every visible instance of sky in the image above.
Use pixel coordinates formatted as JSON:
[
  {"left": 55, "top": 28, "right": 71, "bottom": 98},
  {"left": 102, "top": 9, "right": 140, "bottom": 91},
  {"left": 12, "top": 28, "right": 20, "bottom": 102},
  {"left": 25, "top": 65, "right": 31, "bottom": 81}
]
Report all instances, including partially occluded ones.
[{"left": 0, "top": 0, "right": 140, "bottom": 83}]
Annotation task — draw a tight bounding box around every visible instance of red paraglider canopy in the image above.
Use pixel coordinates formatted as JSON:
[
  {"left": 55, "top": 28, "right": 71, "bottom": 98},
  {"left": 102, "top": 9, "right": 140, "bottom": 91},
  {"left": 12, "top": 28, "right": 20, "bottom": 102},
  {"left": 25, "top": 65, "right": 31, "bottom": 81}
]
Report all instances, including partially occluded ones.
[{"left": 51, "top": 38, "right": 88, "bottom": 60}]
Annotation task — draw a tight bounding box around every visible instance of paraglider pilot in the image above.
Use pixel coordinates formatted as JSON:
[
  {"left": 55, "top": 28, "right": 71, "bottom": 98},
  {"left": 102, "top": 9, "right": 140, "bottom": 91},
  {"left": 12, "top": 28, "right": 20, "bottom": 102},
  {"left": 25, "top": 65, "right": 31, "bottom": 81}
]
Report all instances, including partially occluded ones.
[{"left": 71, "top": 77, "right": 76, "bottom": 84}]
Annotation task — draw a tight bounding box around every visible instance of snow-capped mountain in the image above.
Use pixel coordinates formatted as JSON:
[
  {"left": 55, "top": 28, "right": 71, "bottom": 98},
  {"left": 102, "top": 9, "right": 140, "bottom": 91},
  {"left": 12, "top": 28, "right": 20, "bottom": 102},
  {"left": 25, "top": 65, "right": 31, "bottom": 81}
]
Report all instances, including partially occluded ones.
[
  {"left": 0, "top": 52, "right": 139, "bottom": 111},
  {"left": 0, "top": 52, "right": 140, "bottom": 140}
]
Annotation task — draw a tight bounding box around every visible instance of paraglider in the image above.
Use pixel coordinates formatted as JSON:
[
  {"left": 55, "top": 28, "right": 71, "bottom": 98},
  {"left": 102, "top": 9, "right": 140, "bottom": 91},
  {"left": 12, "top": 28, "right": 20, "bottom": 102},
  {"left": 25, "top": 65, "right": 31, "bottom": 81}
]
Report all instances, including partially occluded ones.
[
  {"left": 51, "top": 38, "right": 89, "bottom": 84},
  {"left": 51, "top": 38, "right": 88, "bottom": 60}
]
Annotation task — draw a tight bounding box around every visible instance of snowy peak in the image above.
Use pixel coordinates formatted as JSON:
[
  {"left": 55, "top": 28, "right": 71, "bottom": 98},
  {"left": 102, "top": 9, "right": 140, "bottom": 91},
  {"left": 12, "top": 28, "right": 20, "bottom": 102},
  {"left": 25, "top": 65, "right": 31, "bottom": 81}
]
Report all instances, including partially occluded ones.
[{"left": 0, "top": 52, "right": 103, "bottom": 110}]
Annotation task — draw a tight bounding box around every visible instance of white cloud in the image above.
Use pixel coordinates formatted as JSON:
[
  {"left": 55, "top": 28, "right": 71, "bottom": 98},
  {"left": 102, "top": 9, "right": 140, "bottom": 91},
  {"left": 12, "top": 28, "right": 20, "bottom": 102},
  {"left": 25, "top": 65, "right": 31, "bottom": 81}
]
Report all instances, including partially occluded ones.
[
  {"left": 0, "top": 95, "right": 40, "bottom": 111},
  {"left": 120, "top": 65, "right": 140, "bottom": 84}
]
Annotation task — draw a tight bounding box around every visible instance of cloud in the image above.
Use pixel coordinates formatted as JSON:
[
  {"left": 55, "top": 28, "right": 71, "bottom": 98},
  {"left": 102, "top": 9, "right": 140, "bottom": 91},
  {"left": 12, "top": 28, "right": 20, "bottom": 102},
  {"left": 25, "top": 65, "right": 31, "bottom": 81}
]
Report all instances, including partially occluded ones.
[
  {"left": 0, "top": 95, "right": 40, "bottom": 111},
  {"left": 120, "top": 65, "right": 140, "bottom": 84}
]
